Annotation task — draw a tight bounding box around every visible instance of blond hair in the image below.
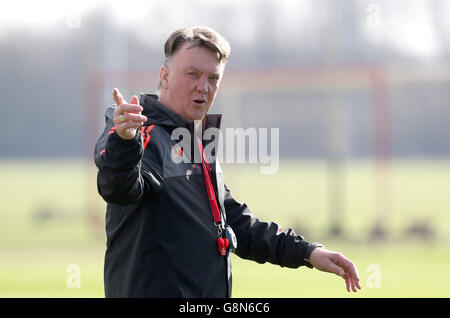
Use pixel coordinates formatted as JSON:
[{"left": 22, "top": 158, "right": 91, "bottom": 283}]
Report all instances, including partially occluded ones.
[{"left": 163, "top": 26, "right": 231, "bottom": 65}]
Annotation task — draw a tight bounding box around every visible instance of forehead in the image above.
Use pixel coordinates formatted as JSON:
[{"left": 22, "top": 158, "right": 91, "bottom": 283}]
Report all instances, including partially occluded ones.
[{"left": 170, "top": 42, "right": 225, "bottom": 74}]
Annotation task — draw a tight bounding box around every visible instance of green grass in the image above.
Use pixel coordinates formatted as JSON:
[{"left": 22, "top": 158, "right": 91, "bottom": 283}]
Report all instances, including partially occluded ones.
[
  {"left": 1, "top": 243, "right": 449, "bottom": 298},
  {"left": 0, "top": 247, "right": 104, "bottom": 298},
  {"left": 1, "top": 159, "right": 450, "bottom": 297},
  {"left": 232, "top": 242, "right": 450, "bottom": 298}
]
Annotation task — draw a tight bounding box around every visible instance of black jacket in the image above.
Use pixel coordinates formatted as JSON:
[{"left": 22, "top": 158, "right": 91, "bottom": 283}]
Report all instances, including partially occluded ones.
[{"left": 94, "top": 93, "right": 320, "bottom": 298}]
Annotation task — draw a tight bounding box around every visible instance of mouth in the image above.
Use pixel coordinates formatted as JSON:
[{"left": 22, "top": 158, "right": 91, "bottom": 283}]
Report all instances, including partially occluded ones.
[{"left": 192, "top": 98, "right": 207, "bottom": 106}]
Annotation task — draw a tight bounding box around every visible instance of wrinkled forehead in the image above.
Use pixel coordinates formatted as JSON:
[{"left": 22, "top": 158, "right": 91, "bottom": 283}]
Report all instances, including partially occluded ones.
[{"left": 167, "top": 42, "right": 226, "bottom": 74}]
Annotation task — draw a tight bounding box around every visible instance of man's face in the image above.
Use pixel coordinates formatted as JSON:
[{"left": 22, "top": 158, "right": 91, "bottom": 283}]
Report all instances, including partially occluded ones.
[{"left": 160, "top": 42, "right": 225, "bottom": 121}]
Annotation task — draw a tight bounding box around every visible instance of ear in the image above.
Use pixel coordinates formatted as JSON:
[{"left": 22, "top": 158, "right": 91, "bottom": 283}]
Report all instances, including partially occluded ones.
[{"left": 160, "top": 65, "right": 169, "bottom": 89}]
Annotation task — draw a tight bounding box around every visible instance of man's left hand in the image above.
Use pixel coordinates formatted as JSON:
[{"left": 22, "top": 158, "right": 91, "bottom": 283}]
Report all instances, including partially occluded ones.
[{"left": 309, "top": 247, "right": 362, "bottom": 292}]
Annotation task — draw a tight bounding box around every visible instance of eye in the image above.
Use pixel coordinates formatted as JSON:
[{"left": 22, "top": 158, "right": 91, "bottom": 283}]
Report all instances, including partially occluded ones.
[
  {"left": 188, "top": 72, "right": 199, "bottom": 78},
  {"left": 209, "top": 75, "right": 220, "bottom": 82}
]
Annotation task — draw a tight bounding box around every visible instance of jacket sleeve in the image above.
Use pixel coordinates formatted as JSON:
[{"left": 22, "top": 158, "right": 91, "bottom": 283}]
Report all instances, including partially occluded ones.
[
  {"left": 94, "top": 107, "right": 161, "bottom": 205},
  {"left": 224, "top": 184, "right": 320, "bottom": 268}
]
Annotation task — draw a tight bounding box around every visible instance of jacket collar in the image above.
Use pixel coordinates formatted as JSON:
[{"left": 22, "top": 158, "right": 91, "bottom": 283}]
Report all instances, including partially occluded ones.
[{"left": 139, "top": 93, "right": 222, "bottom": 164}]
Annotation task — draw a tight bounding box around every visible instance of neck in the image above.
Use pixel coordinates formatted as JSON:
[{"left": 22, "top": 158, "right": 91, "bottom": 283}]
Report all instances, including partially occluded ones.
[
  {"left": 159, "top": 92, "right": 194, "bottom": 123},
  {"left": 157, "top": 92, "right": 177, "bottom": 117}
]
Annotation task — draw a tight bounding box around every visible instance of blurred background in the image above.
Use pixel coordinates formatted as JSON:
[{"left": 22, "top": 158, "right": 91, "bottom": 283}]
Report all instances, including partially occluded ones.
[{"left": 1, "top": 0, "right": 449, "bottom": 297}]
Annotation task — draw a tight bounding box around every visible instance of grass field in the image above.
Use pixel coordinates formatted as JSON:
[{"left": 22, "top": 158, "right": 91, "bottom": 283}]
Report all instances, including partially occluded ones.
[{"left": 1, "top": 159, "right": 449, "bottom": 297}]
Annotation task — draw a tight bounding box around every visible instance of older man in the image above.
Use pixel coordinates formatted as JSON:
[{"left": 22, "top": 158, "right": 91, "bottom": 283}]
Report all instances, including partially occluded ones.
[{"left": 94, "top": 26, "right": 361, "bottom": 297}]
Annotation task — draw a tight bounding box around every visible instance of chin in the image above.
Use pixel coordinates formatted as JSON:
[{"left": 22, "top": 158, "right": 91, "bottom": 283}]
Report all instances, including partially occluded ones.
[
  {"left": 191, "top": 114, "right": 206, "bottom": 121},
  {"left": 187, "top": 110, "right": 207, "bottom": 121}
]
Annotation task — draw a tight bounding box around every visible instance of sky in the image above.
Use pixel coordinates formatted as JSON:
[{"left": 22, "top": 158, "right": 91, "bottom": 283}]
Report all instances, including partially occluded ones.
[{"left": 0, "top": 0, "right": 448, "bottom": 59}]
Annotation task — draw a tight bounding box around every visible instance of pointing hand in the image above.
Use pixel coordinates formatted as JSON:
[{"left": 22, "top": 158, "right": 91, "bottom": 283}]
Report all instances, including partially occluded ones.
[{"left": 112, "top": 88, "right": 147, "bottom": 140}]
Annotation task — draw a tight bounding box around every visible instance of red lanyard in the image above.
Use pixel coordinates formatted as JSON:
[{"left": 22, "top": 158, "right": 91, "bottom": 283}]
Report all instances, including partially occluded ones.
[
  {"left": 197, "top": 137, "right": 222, "bottom": 224},
  {"left": 196, "top": 137, "right": 229, "bottom": 255}
]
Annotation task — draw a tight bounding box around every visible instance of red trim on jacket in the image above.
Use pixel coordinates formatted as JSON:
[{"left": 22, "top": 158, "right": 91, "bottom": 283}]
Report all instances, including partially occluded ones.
[{"left": 142, "top": 125, "right": 156, "bottom": 150}]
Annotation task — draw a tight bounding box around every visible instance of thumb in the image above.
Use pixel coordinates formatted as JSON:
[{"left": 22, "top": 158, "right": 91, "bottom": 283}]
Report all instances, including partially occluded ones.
[
  {"left": 334, "top": 267, "right": 346, "bottom": 278},
  {"left": 130, "top": 95, "right": 139, "bottom": 105},
  {"left": 325, "top": 260, "right": 346, "bottom": 277},
  {"left": 311, "top": 249, "right": 345, "bottom": 277}
]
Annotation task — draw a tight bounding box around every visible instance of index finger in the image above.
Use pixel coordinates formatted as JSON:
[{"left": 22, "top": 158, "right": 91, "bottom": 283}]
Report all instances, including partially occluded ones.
[
  {"left": 339, "top": 255, "right": 360, "bottom": 280},
  {"left": 341, "top": 258, "right": 362, "bottom": 291},
  {"left": 113, "top": 88, "right": 127, "bottom": 106}
]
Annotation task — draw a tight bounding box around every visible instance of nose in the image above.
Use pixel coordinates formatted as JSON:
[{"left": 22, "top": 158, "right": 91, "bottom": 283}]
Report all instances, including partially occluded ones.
[{"left": 196, "top": 76, "right": 209, "bottom": 94}]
